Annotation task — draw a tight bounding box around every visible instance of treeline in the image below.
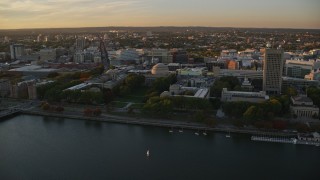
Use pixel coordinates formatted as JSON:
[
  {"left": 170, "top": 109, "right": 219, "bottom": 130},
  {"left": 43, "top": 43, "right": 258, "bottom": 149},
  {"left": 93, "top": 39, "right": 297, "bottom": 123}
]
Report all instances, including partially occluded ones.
[
  {"left": 307, "top": 86, "right": 320, "bottom": 107},
  {"left": 210, "top": 76, "right": 241, "bottom": 97},
  {"left": 40, "top": 102, "right": 64, "bottom": 112},
  {"left": 112, "top": 73, "right": 177, "bottom": 100},
  {"left": 143, "top": 96, "right": 212, "bottom": 115},
  {"left": 37, "top": 68, "right": 110, "bottom": 104},
  {"left": 112, "top": 74, "right": 145, "bottom": 96},
  {"left": 37, "top": 80, "right": 82, "bottom": 101},
  {"left": 222, "top": 95, "right": 290, "bottom": 122},
  {"left": 142, "top": 96, "right": 215, "bottom": 124},
  {"left": 60, "top": 90, "right": 104, "bottom": 104},
  {"left": 83, "top": 108, "right": 102, "bottom": 116},
  {"left": 145, "top": 74, "right": 177, "bottom": 98}
]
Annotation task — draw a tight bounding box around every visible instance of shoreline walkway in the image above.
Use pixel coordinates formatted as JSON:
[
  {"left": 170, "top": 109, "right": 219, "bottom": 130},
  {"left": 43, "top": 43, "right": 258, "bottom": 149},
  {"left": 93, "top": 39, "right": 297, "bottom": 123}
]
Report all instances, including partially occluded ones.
[{"left": 21, "top": 109, "right": 298, "bottom": 137}]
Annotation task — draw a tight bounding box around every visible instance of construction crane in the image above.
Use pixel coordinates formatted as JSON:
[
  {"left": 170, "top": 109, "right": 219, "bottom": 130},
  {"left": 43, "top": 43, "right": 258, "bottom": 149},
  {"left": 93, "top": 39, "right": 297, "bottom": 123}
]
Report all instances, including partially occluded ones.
[{"left": 99, "top": 38, "right": 110, "bottom": 70}]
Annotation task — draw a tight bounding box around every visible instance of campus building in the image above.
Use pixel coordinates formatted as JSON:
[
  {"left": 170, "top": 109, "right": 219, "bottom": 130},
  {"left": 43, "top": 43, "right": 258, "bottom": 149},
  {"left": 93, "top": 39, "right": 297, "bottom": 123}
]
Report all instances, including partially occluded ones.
[
  {"left": 39, "top": 48, "right": 56, "bottom": 62},
  {"left": 282, "top": 77, "right": 319, "bottom": 92},
  {"left": 263, "top": 48, "right": 284, "bottom": 95},
  {"left": 285, "top": 60, "right": 315, "bottom": 79},
  {"left": 213, "top": 68, "right": 263, "bottom": 79},
  {"left": 145, "top": 63, "right": 172, "bottom": 86},
  {"left": 10, "top": 44, "right": 25, "bottom": 60},
  {"left": 160, "top": 84, "right": 210, "bottom": 99},
  {"left": 221, "top": 88, "right": 269, "bottom": 103},
  {"left": 10, "top": 80, "right": 37, "bottom": 99},
  {"left": 145, "top": 49, "right": 173, "bottom": 64},
  {"left": 291, "top": 95, "right": 319, "bottom": 121},
  {"left": 0, "top": 79, "right": 10, "bottom": 97}
]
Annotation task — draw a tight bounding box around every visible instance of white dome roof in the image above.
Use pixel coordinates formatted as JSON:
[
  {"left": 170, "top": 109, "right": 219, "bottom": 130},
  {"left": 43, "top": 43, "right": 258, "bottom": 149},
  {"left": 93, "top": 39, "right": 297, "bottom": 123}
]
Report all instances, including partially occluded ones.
[{"left": 151, "top": 63, "right": 169, "bottom": 75}]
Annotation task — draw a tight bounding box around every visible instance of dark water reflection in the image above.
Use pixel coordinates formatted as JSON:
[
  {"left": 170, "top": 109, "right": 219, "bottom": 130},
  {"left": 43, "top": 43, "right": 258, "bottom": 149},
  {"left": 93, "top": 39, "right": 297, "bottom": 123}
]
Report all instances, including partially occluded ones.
[{"left": 0, "top": 115, "right": 319, "bottom": 180}]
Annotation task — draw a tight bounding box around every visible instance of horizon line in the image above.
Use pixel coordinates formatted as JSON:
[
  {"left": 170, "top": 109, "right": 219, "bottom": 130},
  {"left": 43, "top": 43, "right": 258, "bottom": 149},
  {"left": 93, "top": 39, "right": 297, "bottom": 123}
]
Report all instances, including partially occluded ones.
[{"left": 1, "top": 25, "right": 320, "bottom": 31}]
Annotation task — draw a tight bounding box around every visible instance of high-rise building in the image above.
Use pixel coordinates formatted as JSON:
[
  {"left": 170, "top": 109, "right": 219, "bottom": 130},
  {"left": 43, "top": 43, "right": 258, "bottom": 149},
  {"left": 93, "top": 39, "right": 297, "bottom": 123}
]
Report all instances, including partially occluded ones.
[
  {"left": 10, "top": 44, "right": 25, "bottom": 60},
  {"left": 263, "top": 47, "right": 284, "bottom": 95},
  {"left": 39, "top": 48, "right": 56, "bottom": 62},
  {"left": 74, "top": 52, "right": 85, "bottom": 63},
  {"left": 145, "top": 49, "right": 173, "bottom": 64},
  {"left": 285, "top": 60, "right": 314, "bottom": 79},
  {"left": 76, "top": 38, "right": 86, "bottom": 50},
  {"left": 37, "top": 34, "right": 42, "bottom": 42}
]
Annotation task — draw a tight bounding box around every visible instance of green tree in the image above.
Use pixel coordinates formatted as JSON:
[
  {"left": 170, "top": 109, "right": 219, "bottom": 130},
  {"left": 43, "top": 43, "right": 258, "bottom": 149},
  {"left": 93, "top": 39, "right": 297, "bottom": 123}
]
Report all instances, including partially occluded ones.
[
  {"left": 102, "top": 89, "right": 114, "bottom": 104},
  {"left": 209, "top": 98, "right": 221, "bottom": 110},
  {"left": 90, "top": 64, "right": 105, "bottom": 76},
  {"left": 83, "top": 108, "right": 93, "bottom": 116},
  {"left": 56, "top": 106, "right": 64, "bottom": 112},
  {"left": 42, "top": 103, "right": 50, "bottom": 110},
  {"left": 243, "top": 105, "right": 259, "bottom": 122},
  {"left": 143, "top": 97, "right": 173, "bottom": 116},
  {"left": 210, "top": 76, "right": 240, "bottom": 97},
  {"left": 47, "top": 72, "right": 59, "bottom": 78},
  {"left": 284, "top": 87, "right": 298, "bottom": 97},
  {"left": 307, "top": 87, "right": 320, "bottom": 107},
  {"left": 194, "top": 110, "right": 206, "bottom": 122},
  {"left": 125, "top": 74, "right": 145, "bottom": 90},
  {"left": 149, "top": 74, "right": 177, "bottom": 94}
]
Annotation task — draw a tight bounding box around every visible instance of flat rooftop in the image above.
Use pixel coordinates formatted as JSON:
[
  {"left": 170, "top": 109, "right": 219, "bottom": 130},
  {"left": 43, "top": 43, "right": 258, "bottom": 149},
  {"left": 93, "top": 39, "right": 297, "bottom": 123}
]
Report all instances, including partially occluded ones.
[{"left": 9, "top": 65, "right": 57, "bottom": 72}]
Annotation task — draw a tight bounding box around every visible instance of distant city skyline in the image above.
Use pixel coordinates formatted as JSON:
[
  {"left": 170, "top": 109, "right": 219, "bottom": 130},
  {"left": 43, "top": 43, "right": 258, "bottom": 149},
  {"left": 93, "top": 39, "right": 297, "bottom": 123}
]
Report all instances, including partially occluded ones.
[{"left": 0, "top": 0, "right": 320, "bottom": 29}]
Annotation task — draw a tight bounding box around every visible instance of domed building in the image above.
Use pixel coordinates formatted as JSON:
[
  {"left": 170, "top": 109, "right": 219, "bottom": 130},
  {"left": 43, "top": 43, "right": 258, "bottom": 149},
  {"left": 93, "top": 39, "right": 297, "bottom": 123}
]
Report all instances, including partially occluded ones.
[
  {"left": 151, "top": 63, "right": 169, "bottom": 76},
  {"left": 144, "top": 63, "right": 172, "bottom": 86}
]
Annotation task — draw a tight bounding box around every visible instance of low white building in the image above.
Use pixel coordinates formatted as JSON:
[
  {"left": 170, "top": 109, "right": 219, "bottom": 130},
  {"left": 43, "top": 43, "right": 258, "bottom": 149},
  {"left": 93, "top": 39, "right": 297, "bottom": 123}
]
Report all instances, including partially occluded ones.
[
  {"left": 151, "top": 63, "right": 170, "bottom": 76},
  {"left": 117, "top": 49, "right": 140, "bottom": 62},
  {"left": 221, "top": 88, "right": 269, "bottom": 103},
  {"left": 145, "top": 49, "right": 173, "bottom": 64},
  {"left": 160, "top": 84, "right": 210, "bottom": 99},
  {"left": 177, "top": 67, "right": 207, "bottom": 77},
  {"left": 291, "top": 95, "right": 319, "bottom": 121},
  {"left": 221, "top": 49, "right": 237, "bottom": 59},
  {"left": 213, "top": 68, "right": 263, "bottom": 79}
]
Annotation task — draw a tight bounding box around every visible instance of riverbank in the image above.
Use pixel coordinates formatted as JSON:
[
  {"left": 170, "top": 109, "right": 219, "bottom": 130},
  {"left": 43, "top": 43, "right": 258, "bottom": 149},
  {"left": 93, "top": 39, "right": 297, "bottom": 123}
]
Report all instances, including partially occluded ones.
[
  {"left": 22, "top": 109, "right": 299, "bottom": 137},
  {"left": 1, "top": 97, "right": 315, "bottom": 137}
]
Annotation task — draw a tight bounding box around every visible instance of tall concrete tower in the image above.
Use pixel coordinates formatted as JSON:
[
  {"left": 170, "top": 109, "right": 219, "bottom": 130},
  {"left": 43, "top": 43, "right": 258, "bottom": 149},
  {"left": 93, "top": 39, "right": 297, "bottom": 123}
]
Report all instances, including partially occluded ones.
[
  {"left": 263, "top": 45, "right": 284, "bottom": 95},
  {"left": 10, "top": 44, "right": 25, "bottom": 60}
]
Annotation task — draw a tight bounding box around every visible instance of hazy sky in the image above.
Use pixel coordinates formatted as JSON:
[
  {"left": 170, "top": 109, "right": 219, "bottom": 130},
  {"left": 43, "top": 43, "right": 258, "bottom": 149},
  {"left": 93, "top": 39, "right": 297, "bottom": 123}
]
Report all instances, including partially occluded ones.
[{"left": 0, "top": 0, "right": 319, "bottom": 29}]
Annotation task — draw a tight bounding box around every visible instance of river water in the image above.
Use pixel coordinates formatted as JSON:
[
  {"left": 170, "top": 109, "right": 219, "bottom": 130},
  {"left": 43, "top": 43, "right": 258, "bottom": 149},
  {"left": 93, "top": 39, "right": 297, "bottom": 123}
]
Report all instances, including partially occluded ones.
[{"left": 0, "top": 115, "right": 319, "bottom": 180}]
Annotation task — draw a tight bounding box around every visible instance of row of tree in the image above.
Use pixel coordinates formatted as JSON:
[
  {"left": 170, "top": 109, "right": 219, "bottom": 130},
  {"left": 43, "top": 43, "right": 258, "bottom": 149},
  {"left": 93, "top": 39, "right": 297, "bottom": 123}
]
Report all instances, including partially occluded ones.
[
  {"left": 60, "top": 90, "right": 104, "bottom": 104},
  {"left": 142, "top": 95, "right": 216, "bottom": 125},
  {"left": 222, "top": 96, "right": 291, "bottom": 122},
  {"left": 112, "top": 74, "right": 145, "bottom": 97},
  {"left": 143, "top": 96, "right": 212, "bottom": 116},
  {"left": 307, "top": 86, "right": 320, "bottom": 107},
  {"left": 41, "top": 102, "right": 64, "bottom": 112},
  {"left": 210, "top": 76, "right": 241, "bottom": 97},
  {"left": 38, "top": 70, "right": 110, "bottom": 104},
  {"left": 144, "top": 74, "right": 177, "bottom": 99},
  {"left": 83, "top": 108, "right": 102, "bottom": 116}
]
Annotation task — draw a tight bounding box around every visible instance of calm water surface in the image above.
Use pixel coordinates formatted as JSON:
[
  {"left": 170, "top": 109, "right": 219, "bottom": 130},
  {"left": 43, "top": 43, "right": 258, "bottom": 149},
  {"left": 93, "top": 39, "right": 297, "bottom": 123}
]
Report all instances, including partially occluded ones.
[{"left": 0, "top": 115, "right": 319, "bottom": 180}]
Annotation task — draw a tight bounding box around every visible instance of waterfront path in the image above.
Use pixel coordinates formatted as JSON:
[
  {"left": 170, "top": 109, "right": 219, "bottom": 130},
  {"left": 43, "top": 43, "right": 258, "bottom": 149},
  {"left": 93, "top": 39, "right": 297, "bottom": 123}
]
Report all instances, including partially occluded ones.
[
  {"left": 22, "top": 109, "right": 299, "bottom": 137},
  {"left": 0, "top": 101, "right": 38, "bottom": 119},
  {"left": 0, "top": 98, "right": 302, "bottom": 137}
]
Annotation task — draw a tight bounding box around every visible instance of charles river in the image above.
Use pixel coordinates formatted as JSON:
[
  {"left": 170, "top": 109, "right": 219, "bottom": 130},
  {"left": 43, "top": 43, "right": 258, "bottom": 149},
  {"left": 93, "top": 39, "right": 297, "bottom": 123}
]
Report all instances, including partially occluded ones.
[{"left": 0, "top": 115, "right": 319, "bottom": 180}]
